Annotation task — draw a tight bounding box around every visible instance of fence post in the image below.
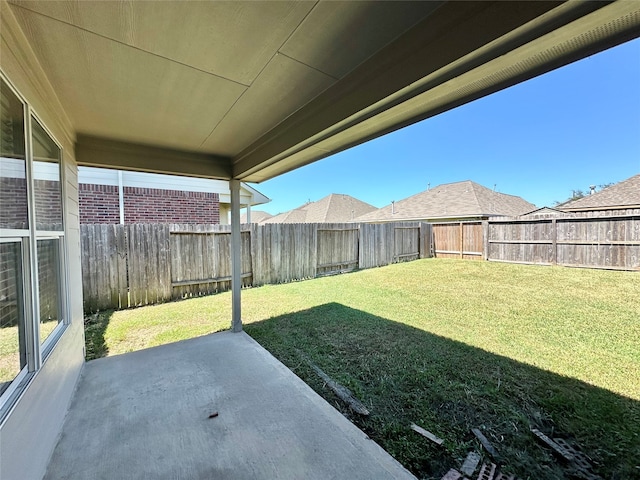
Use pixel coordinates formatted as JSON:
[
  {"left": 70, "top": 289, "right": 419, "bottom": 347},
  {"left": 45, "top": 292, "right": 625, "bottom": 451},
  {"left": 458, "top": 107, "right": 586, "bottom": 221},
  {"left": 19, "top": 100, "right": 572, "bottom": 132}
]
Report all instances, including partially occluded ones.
[
  {"left": 250, "top": 223, "right": 258, "bottom": 286},
  {"left": 551, "top": 218, "right": 557, "bottom": 265},
  {"left": 419, "top": 222, "right": 431, "bottom": 258},
  {"left": 459, "top": 222, "right": 464, "bottom": 259},
  {"left": 482, "top": 220, "right": 489, "bottom": 261}
]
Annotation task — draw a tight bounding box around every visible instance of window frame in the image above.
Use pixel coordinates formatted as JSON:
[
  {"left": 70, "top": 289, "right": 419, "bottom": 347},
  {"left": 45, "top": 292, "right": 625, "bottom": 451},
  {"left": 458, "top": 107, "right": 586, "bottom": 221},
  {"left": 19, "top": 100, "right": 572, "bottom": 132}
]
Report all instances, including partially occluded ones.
[
  {"left": 0, "top": 237, "right": 32, "bottom": 393},
  {"left": 29, "top": 113, "right": 68, "bottom": 362},
  {"left": 0, "top": 70, "right": 70, "bottom": 420}
]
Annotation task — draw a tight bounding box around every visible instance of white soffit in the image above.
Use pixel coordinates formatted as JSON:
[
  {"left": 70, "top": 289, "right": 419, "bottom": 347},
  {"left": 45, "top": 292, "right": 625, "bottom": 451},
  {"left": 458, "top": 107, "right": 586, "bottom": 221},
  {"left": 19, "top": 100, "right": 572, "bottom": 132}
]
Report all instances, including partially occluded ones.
[
  {"left": 234, "top": 1, "right": 640, "bottom": 182},
  {"left": 279, "top": 1, "right": 442, "bottom": 79},
  {"left": 9, "top": 4, "right": 246, "bottom": 151},
  {"left": 4, "top": 1, "right": 639, "bottom": 183},
  {"left": 7, "top": 0, "right": 439, "bottom": 162},
  {"left": 200, "top": 53, "right": 336, "bottom": 156},
  {"left": 11, "top": 1, "right": 315, "bottom": 85}
]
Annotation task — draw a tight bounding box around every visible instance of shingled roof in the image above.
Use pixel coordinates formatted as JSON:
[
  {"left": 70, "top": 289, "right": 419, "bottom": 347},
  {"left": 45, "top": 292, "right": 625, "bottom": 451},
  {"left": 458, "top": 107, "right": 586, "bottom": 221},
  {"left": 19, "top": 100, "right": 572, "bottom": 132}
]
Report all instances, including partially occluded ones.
[
  {"left": 355, "top": 181, "right": 535, "bottom": 222},
  {"left": 559, "top": 174, "right": 640, "bottom": 211},
  {"left": 263, "top": 194, "right": 376, "bottom": 224},
  {"left": 240, "top": 210, "right": 273, "bottom": 224}
]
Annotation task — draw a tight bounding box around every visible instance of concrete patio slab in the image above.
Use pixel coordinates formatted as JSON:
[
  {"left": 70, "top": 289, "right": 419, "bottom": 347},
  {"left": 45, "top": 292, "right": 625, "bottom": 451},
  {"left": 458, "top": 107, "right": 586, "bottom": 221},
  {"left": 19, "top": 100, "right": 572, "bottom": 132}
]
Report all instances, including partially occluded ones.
[{"left": 44, "top": 331, "right": 416, "bottom": 480}]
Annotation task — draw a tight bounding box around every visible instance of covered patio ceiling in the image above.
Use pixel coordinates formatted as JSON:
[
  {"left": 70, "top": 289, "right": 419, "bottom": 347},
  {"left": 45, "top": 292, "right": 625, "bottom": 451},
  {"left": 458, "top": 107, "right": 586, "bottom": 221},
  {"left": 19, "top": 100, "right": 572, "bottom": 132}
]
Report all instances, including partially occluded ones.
[{"left": 6, "top": 0, "right": 640, "bottom": 183}]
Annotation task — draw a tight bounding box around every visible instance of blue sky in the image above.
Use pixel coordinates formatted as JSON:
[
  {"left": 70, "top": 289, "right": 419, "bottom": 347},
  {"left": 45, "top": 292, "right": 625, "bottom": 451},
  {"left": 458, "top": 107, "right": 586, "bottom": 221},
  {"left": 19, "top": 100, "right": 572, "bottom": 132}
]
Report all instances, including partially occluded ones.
[{"left": 253, "top": 37, "right": 640, "bottom": 215}]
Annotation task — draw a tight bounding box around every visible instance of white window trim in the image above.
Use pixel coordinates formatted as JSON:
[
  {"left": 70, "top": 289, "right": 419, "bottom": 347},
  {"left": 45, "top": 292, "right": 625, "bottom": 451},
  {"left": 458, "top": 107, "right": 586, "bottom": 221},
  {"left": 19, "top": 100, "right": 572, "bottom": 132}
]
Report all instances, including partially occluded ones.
[
  {"left": 0, "top": 70, "right": 70, "bottom": 419},
  {"left": 0, "top": 368, "right": 29, "bottom": 411}
]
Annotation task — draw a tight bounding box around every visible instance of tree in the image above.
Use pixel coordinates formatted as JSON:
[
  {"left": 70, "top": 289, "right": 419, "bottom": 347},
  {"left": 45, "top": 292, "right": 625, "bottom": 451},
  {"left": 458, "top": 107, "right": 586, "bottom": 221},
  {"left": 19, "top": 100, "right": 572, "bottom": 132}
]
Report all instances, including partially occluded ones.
[
  {"left": 554, "top": 182, "right": 616, "bottom": 206},
  {"left": 554, "top": 189, "right": 586, "bottom": 206}
]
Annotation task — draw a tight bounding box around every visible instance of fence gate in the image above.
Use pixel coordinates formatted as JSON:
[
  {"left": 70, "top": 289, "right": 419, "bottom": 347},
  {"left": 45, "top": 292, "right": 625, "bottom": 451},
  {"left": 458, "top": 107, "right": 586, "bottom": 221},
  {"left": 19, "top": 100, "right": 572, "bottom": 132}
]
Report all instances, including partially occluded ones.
[
  {"left": 169, "top": 225, "right": 252, "bottom": 298},
  {"left": 316, "top": 224, "right": 359, "bottom": 276},
  {"left": 432, "top": 222, "right": 483, "bottom": 260},
  {"left": 393, "top": 223, "right": 421, "bottom": 263}
]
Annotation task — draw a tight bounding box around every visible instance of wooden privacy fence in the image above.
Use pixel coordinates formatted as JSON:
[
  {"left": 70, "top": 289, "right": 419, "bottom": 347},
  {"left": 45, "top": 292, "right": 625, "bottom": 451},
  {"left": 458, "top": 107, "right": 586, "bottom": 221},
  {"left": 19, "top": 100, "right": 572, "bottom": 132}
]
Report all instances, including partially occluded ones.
[
  {"left": 487, "top": 214, "right": 640, "bottom": 270},
  {"left": 81, "top": 222, "right": 433, "bottom": 312},
  {"left": 170, "top": 224, "right": 253, "bottom": 298},
  {"left": 431, "top": 222, "right": 484, "bottom": 260},
  {"left": 429, "top": 214, "right": 639, "bottom": 271}
]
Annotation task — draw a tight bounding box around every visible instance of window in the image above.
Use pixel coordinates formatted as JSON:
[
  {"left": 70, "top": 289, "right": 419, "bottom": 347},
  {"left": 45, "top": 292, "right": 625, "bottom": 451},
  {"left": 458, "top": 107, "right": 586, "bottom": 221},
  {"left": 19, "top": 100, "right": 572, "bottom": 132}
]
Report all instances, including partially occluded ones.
[
  {"left": 1, "top": 75, "right": 29, "bottom": 398},
  {"left": 37, "top": 238, "right": 63, "bottom": 345},
  {"left": 32, "top": 118, "right": 63, "bottom": 232},
  {"left": 0, "top": 241, "right": 27, "bottom": 396},
  {"left": 0, "top": 73, "right": 67, "bottom": 409},
  {"left": 32, "top": 117, "right": 65, "bottom": 348}
]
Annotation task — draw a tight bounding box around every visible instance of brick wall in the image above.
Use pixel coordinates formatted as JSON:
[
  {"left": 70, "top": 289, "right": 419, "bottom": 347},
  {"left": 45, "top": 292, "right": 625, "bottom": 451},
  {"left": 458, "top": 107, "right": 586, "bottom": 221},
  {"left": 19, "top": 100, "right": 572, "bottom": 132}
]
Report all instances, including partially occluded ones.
[
  {"left": 0, "top": 177, "right": 28, "bottom": 229},
  {"left": 1, "top": 177, "right": 64, "bottom": 230},
  {"left": 79, "top": 184, "right": 220, "bottom": 224},
  {"left": 0, "top": 242, "right": 22, "bottom": 330},
  {"left": 79, "top": 184, "right": 120, "bottom": 224},
  {"left": 34, "top": 179, "right": 63, "bottom": 230}
]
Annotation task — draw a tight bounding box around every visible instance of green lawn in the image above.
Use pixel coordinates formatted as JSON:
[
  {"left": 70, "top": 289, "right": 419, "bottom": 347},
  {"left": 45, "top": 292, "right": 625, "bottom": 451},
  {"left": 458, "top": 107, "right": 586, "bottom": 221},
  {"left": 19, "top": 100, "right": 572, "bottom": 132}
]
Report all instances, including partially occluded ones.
[
  {"left": 1, "top": 319, "right": 59, "bottom": 387},
  {"left": 85, "top": 259, "right": 640, "bottom": 479}
]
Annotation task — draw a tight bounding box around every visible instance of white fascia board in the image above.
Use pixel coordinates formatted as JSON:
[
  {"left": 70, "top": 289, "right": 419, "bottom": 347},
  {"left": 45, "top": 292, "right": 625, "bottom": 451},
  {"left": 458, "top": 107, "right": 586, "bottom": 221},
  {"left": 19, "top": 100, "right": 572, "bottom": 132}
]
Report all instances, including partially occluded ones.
[
  {"left": 77, "top": 166, "right": 119, "bottom": 186},
  {"left": 0, "top": 157, "right": 26, "bottom": 179},
  {"left": 2, "top": 157, "right": 60, "bottom": 181},
  {"left": 121, "top": 170, "right": 230, "bottom": 193},
  {"left": 240, "top": 183, "right": 270, "bottom": 205},
  {"left": 78, "top": 166, "right": 229, "bottom": 193},
  {"left": 219, "top": 194, "right": 253, "bottom": 205},
  {"left": 221, "top": 184, "right": 270, "bottom": 206},
  {"left": 77, "top": 167, "right": 271, "bottom": 206}
]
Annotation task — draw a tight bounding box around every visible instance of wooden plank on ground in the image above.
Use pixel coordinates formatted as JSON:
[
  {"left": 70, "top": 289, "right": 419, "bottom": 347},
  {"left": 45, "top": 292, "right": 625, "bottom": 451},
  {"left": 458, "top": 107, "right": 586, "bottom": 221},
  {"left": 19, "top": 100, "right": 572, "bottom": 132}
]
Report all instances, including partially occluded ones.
[
  {"left": 410, "top": 423, "right": 444, "bottom": 445},
  {"left": 530, "top": 428, "right": 574, "bottom": 462},
  {"left": 310, "top": 363, "right": 369, "bottom": 415},
  {"left": 472, "top": 428, "right": 500, "bottom": 460},
  {"left": 298, "top": 350, "right": 369, "bottom": 416}
]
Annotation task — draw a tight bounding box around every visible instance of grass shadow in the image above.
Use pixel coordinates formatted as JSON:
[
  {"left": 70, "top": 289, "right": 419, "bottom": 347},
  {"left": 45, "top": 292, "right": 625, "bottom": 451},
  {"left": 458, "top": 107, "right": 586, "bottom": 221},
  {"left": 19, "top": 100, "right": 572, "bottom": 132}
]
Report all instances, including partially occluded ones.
[
  {"left": 83, "top": 310, "right": 114, "bottom": 360},
  {"left": 245, "top": 302, "right": 639, "bottom": 480}
]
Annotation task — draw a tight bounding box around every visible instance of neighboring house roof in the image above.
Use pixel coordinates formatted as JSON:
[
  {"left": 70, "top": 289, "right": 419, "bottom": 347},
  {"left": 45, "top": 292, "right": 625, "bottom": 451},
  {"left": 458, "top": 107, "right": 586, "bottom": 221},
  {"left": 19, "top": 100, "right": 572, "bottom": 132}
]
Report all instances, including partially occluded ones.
[
  {"left": 559, "top": 174, "right": 640, "bottom": 211},
  {"left": 520, "top": 206, "right": 565, "bottom": 217},
  {"left": 263, "top": 194, "right": 376, "bottom": 224},
  {"left": 240, "top": 211, "right": 273, "bottom": 224},
  {"left": 266, "top": 208, "right": 308, "bottom": 224},
  {"left": 356, "top": 181, "right": 536, "bottom": 222}
]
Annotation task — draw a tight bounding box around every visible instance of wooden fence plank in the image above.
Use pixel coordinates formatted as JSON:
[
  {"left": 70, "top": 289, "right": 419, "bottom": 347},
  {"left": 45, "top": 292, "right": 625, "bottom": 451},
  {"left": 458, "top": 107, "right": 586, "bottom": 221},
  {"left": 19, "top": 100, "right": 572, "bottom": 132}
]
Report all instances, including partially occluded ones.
[
  {"left": 487, "top": 215, "right": 639, "bottom": 270},
  {"left": 316, "top": 223, "right": 359, "bottom": 275},
  {"left": 80, "top": 216, "right": 638, "bottom": 312},
  {"left": 107, "top": 225, "right": 119, "bottom": 308},
  {"left": 80, "top": 225, "right": 95, "bottom": 312},
  {"left": 116, "top": 225, "right": 128, "bottom": 308},
  {"left": 393, "top": 222, "right": 420, "bottom": 263},
  {"left": 419, "top": 223, "right": 431, "bottom": 259},
  {"left": 128, "top": 224, "right": 140, "bottom": 307},
  {"left": 432, "top": 222, "right": 483, "bottom": 259}
]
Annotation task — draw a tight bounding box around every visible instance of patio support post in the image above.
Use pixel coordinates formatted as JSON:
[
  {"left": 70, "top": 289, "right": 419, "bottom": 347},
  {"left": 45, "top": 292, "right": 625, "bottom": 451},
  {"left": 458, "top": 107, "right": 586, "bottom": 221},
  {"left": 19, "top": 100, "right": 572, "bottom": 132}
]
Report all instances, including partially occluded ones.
[{"left": 230, "top": 179, "right": 243, "bottom": 332}]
